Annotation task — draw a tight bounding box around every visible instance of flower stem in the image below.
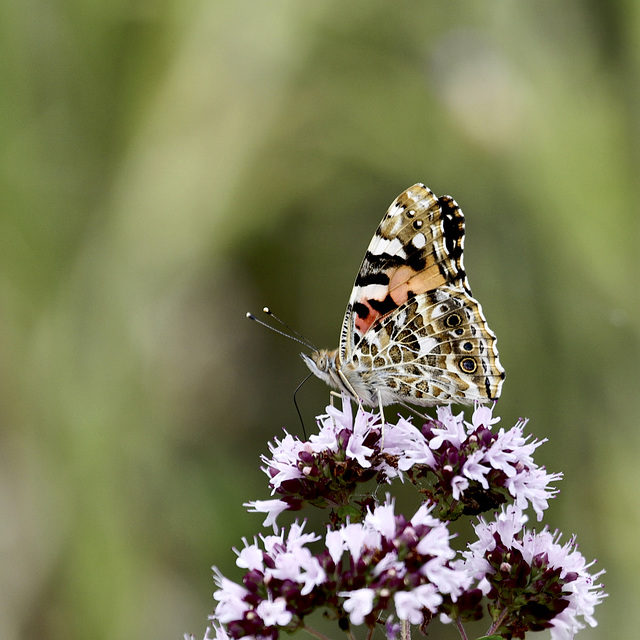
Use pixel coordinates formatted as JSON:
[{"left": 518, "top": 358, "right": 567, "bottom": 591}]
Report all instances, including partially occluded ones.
[
  {"left": 486, "top": 607, "right": 510, "bottom": 635},
  {"left": 400, "top": 619, "right": 411, "bottom": 640},
  {"left": 302, "top": 624, "right": 335, "bottom": 640},
  {"left": 454, "top": 618, "right": 469, "bottom": 640}
]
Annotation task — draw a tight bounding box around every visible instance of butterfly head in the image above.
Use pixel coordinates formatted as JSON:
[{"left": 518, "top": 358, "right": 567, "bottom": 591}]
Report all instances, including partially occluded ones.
[{"left": 301, "top": 349, "right": 342, "bottom": 392}]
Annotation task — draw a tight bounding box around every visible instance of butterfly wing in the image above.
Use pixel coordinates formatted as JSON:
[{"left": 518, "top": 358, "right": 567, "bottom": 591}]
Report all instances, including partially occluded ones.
[
  {"left": 340, "top": 183, "right": 467, "bottom": 360},
  {"left": 338, "top": 183, "right": 504, "bottom": 405},
  {"left": 352, "top": 286, "right": 504, "bottom": 404}
]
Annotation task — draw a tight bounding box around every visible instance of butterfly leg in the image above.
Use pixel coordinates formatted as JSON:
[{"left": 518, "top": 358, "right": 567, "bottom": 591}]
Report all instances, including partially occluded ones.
[
  {"left": 401, "top": 619, "right": 410, "bottom": 640},
  {"left": 398, "top": 401, "right": 430, "bottom": 423},
  {"left": 329, "top": 390, "right": 342, "bottom": 407},
  {"left": 336, "top": 369, "right": 362, "bottom": 406}
]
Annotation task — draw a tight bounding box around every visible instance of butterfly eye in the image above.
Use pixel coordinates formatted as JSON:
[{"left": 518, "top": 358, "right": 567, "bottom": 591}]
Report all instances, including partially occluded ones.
[{"left": 459, "top": 357, "right": 477, "bottom": 373}]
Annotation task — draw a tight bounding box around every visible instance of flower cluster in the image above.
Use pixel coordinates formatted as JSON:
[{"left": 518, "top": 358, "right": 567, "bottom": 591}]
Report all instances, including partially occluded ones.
[
  {"left": 213, "top": 497, "right": 475, "bottom": 640},
  {"left": 191, "top": 398, "right": 605, "bottom": 640},
  {"left": 460, "top": 505, "right": 606, "bottom": 640},
  {"left": 385, "top": 405, "right": 562, "bottom": 521},
  {"left": 247, "top": 401, "right": 397, "bottom": 526},
  {"left": 249, "top": 399, "right": 560, "bottom": 527}
]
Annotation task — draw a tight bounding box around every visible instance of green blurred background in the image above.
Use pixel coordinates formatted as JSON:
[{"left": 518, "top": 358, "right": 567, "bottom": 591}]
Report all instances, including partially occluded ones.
[{"left": 1, "top": 1, "right": 637, "bottom": 638}]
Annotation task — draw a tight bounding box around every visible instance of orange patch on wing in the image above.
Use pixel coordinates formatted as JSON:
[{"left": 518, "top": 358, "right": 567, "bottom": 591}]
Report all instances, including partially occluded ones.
[
  {"left": 388, "top": 259, "right": 446, "bottom": 305},
  {"left": 354, "top": 257, "right": 446, "bottom": 336}
]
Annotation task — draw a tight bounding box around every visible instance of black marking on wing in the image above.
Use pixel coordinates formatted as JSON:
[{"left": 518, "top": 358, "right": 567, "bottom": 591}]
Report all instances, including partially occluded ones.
[
  {"left": 353, "top": 302, "right": 370, "bottom": 320},
  {"left": 406, "top": 249, "right": 428, "bottom": 273},
  {"left": 355, "top": 271, "right": 391, "bottom": 287},
  {"left": 361, "top": 251, "right": 404, "bottom": 271},
  {"left": 369, "top": 295, "right": 396, "bottom": 316},
  {"left": 359, "top": 249, "right": 428, "bottom": 279},
  {"left": 439, "top": 196, "right": 468, "bottom": 290},
  {"left": 440, "top": 197, "right": 464, "bottom": 258}
]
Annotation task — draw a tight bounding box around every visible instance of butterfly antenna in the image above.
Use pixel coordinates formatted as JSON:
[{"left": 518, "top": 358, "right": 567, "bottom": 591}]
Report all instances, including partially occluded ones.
[
  {"left": 292, "top": 372, "right": 313, "bottom": 439},
  {"left": 262, "top": 307, "right": 318, "bottom": 351},
  {"left": 246, "top": 307, "right": 317, "bottom": 351}
]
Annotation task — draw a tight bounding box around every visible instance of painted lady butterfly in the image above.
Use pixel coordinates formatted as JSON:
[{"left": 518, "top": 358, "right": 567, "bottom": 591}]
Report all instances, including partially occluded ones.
[{"left": 302, "top": 183, "right": 505, "bottom": 408}]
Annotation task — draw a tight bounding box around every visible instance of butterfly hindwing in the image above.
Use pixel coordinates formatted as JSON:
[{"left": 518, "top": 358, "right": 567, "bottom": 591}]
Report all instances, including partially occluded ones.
[{"left": 351, "top": 287, "right": 503, "bottom": 405}]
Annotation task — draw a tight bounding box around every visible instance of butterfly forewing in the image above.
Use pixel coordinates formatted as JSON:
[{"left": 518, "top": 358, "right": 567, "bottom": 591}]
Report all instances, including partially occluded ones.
[{"left": 341, "top": 184, "right": 469, "bottom": 360}]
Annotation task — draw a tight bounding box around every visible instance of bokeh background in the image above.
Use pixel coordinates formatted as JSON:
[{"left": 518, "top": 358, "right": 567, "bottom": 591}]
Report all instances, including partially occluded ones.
[{"left": 2, "top": 1, "right": 638, "bottom": 639}]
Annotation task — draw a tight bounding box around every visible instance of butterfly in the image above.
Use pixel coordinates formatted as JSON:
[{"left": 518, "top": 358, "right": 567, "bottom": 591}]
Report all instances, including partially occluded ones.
[{"left": 301, "top": 183, "right": 505, "bottom": 408}]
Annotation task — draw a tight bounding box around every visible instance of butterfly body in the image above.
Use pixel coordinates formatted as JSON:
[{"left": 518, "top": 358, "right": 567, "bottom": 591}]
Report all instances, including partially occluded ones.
[{"left": 303, "top": 183, "right": 505, "bottom": 408}]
